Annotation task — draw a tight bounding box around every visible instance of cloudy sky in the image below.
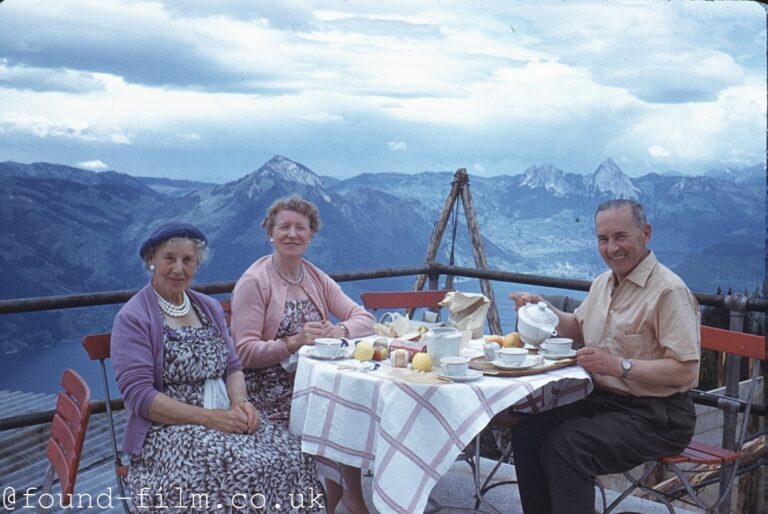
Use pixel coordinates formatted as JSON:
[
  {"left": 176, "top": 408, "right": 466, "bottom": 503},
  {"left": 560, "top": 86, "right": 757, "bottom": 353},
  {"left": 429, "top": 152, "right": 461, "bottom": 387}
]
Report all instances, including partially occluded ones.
[{"left": 0, "top": 1, "right": 765, "bottom": 182}]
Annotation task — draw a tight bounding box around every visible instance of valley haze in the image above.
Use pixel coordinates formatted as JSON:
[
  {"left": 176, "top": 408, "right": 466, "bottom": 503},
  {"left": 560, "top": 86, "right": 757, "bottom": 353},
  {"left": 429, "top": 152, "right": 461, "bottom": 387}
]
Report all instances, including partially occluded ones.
[{"left": 0, "top": 156, "right": 764, "bottom": 358}]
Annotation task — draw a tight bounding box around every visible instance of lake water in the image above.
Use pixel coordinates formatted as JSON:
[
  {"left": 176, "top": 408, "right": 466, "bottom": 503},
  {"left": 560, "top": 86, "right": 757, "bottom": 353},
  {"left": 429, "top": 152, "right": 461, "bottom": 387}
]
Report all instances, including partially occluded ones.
[{"left": 0, "top": 280, "right": 586, "bottom": 395}]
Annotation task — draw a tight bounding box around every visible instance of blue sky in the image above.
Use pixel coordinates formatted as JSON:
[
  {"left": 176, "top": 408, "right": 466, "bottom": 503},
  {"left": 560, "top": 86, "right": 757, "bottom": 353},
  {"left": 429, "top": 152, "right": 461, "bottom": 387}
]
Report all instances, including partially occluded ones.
[{"left": 0, "top": 0, "right": 765, "bottom": 182}]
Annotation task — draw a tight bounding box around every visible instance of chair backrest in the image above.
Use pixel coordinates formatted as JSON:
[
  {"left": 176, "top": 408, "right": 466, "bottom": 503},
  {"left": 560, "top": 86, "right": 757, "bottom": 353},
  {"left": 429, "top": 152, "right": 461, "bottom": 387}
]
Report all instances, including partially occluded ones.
[
  {"left": 82, "top": 332, "right": 112, "bottom": 362},
  {"left": 700, "top": 325, "right": 765, "bottom": 360},
  {"left": 361, "top": 289, "right": 451, "bottom": 312},
  {"left": 360, "top": 290, "right": 453, "bottom": 322},
  {"left": 45, "top": 369, "right": 92, "bottom": 501}
]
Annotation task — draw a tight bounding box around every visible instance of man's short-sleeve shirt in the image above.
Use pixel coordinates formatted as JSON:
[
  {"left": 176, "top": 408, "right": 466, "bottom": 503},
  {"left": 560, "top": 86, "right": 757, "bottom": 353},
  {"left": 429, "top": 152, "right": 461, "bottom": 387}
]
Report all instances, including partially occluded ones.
[{"left": 574, "top": 251, "right": 700, "bottom": 397}]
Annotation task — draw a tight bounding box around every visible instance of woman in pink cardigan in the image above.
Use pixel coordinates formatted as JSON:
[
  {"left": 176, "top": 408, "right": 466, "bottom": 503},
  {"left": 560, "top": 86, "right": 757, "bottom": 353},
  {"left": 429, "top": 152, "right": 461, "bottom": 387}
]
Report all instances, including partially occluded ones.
[{"left": 231, "top": 195, "right": 374, "bottom": 514}]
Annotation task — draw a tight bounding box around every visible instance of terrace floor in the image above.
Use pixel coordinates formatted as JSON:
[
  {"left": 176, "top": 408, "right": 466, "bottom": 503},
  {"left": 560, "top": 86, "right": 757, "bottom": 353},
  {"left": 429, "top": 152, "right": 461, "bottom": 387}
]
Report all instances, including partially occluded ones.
[{"left": 1, "top": 389, "right": 701, "bottom": 514}]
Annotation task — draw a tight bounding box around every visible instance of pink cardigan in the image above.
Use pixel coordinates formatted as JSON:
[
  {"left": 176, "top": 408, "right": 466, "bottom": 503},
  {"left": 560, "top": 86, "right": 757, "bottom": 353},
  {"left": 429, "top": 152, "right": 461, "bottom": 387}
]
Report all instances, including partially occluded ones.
[{"left": 231, "top": 255, "right": 375, "bottom": 369}]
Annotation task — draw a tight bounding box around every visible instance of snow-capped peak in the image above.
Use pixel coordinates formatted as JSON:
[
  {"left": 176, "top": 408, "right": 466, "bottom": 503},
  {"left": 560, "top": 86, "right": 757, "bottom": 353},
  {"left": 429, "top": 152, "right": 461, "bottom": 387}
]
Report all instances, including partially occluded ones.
[
  {"left": 520, "top": 163, "right": 569, "bottom": 196},
  {"left": 588, "top": 158, "right": 639, "bottom": 199},
  {"left": 256, "top": 155, "right": 324, "bottom": 187}
]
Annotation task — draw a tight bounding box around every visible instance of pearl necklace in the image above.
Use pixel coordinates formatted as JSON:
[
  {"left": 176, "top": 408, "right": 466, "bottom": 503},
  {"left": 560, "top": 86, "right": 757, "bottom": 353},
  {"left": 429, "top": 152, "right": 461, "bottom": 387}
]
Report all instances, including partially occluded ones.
[
  {"left": 155, "top": 290, "right": 191, "bottom": 317},
  {"left": 272, "top": 255, "right": 304, "bottom": 286}
]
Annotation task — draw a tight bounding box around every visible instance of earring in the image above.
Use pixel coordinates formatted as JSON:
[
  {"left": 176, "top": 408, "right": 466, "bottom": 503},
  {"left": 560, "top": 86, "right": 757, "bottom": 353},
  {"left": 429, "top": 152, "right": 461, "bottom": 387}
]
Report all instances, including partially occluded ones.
[
  {"left": 149, "top": 264, "right": 155, "bottom": 272},
  {"left": 270, "top": 238, "right": 274, "bottom": 243}
]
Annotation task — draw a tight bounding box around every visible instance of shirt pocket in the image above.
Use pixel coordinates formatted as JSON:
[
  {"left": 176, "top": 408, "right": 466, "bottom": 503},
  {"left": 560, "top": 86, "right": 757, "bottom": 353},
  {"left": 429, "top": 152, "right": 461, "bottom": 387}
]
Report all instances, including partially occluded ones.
[{"left": 613, "top": 332, "right": 656, "bottom": 359}]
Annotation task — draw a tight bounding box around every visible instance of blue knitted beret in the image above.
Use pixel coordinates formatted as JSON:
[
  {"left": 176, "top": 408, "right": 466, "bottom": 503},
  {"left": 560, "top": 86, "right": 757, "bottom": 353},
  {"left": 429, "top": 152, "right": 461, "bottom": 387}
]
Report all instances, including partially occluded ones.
[{"left": 139, "top": 221, "right": 208, "bottom": 260}]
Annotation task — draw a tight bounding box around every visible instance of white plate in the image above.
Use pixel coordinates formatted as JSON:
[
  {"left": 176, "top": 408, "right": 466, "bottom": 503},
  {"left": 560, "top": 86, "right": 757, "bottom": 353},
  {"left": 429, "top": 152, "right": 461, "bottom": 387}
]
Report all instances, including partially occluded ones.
[
  {"left": 434, "top": 369, "right": 483, "bottom": 382},
  {"left": 540, "top": 349, "right": 577, "bottom": 360},
  {"left": 491, "top": 357, "right": 539, "bottom": 370},
  {"left": 305, "top": 348, "right": 351, "bottom": 361}
]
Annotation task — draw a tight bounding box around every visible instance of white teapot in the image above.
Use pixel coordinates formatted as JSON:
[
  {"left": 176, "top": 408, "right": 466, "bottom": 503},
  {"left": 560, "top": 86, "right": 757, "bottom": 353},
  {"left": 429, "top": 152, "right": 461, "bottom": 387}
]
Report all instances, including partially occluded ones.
[
  {"left": 517, "top": 301, "right": 559, "bottom": 347},
  {"left": 425, "top": 327, "right": 462, "bottom": 362}
]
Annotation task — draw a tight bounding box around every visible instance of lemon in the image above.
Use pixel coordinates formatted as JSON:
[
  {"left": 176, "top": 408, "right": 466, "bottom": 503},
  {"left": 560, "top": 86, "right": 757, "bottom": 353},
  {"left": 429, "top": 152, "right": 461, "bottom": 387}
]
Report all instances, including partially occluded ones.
[
  {"left": 411, "top": 352, "right": 432, "bottom": 372},
  {"left": 353, "top": 340, "right": 375, "bottom": 361},
  {"left": 485, "top": 334, "right": 504, "bottom": 345},
  {"left": 503, "top": 331, "right": 523, "bottom": 348}
]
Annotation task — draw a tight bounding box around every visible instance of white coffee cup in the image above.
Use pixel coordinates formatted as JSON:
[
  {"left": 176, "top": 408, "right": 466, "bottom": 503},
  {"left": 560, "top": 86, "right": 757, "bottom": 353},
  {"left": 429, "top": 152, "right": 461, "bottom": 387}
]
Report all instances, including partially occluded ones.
[
  {"left": 498, "top": 347, "right": 527, "bottom": 365},
  {"left": 314, "top": 338, "right": 343, "bottom": 357},
  {"left": 482, "top": 342, "right": 500, "bottom": 361},
  {"left": 543, "top": 338, "right": 573, "bottom": 355},
  {"left": 440, "top": 356, "right": 470, "bottom": 377}
]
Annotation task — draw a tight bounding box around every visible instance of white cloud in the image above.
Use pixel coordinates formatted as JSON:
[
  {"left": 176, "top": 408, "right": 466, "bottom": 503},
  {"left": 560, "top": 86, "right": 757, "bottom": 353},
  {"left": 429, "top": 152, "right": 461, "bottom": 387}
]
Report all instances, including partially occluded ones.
[
  {"left": 648, "top": 146, "right": 671, "bottom": 158},
  {"left": 0, "top": 1, "right": 762, "bottom": 178},
  {"left": 612, "top": 80, "right": 766, "bottom": 168},
  {"left": 302, "top": 112, "right": 344, "bottom": 123},
  {"left": 472, "top": 163, "right": 486, "bottom": 174},
  {"left": 176, "top": 132, "right": 201, "bottom": 141},
  {"left": 76, "top": 159, "right": 109, "bottom": 171},
  {"left": 0, "top": 112, "right": 132, "bottom": 144}
]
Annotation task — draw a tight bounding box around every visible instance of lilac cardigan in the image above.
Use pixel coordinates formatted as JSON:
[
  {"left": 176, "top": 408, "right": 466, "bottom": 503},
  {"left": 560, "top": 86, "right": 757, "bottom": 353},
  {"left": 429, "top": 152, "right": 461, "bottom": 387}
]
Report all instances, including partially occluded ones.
[
  {"left": 111, "top": 284, "right": 242, "bottom": 455},
  {"left": 232, "top": 255, "right": 375, "bottom": 368}
]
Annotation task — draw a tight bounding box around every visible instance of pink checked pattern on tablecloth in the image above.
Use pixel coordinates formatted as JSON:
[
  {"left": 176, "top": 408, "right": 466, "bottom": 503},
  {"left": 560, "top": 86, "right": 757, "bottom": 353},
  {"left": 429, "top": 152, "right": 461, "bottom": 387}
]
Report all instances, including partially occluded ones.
[{"left": 290, "top": 358, "right": 592, "bottom": 514}]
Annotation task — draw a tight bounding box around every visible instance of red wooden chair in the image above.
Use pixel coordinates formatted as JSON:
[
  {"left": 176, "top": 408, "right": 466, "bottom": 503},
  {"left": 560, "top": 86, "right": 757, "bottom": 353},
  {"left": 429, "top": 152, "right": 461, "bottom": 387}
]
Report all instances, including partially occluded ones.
[
  {"left": 360, "top": 289, "right": 452, "bottom": 322},
  {"left": 81, "top": 332, "right": 132, "bottom": 514},
  {"left": 600, "top": 326, "right": 765, "bottom": 513},
  {"left": 39, "top": 369, "right": 92, "bottom": 514}
]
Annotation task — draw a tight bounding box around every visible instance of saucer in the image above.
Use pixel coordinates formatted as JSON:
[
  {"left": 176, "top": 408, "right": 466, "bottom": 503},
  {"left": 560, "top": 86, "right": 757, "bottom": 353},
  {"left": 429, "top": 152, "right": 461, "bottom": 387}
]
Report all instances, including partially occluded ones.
[
  {"left": 540, "top": 349, "right": 577, "bottom": 360},
  {"left": 306, "top": 348, "right": 351, "bottom": 361},
  {"left": 434, "top": 369, "right": 483, "bottom": 382},
  {"left": 491, "top": 357, "right": 539, "bottom": 370}
]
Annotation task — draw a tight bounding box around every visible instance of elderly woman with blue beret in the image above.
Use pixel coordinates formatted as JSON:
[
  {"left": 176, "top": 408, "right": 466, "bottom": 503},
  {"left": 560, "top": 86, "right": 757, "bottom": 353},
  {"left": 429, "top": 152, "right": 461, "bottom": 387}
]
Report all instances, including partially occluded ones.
[{"left": 112, "top": 221, "right": 321, "bottom": 513}]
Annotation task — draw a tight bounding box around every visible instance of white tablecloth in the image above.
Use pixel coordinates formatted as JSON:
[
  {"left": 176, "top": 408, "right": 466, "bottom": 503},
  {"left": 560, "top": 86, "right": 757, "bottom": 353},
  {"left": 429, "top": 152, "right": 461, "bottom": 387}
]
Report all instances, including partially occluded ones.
[{"left": 289, "top": 343, "right": 592, "bottom": 514}]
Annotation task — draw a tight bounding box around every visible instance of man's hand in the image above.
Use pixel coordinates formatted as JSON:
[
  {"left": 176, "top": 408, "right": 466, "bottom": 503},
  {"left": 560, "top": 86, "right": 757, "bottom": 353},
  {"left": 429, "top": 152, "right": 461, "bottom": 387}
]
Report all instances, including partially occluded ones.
[{"left": 575, "top": 347, "right": 621, "bottom": 377}]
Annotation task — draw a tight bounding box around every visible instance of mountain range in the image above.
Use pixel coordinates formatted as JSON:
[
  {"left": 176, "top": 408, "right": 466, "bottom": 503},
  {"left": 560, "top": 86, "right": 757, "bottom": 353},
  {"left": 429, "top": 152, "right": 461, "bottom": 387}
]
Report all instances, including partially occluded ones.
[{"left": 1, "top": 156, "right": 764, "bottom": 353}]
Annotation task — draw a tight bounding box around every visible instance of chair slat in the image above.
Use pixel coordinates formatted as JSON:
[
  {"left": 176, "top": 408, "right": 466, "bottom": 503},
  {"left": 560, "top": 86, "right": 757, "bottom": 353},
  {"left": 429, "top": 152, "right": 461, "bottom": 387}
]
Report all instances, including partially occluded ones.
[
  {"left": 46, "top": 436, "right": 72, "bottom": 494},
  {"left": 360, "top": 290, "right": 451, "bottom": 310},
  {"left": 42, "top": 369, "right": 92, "bottom": 500},
  {"left": 50, "top": 413, "right": 77, "bottom": 459},
  {"left": 700, "top": 325, "right": 765, "bottom": 359},
  {"left": 62, "top": 368, "right": 91, "bottom": 406},
  {"left": 56, "top": 392, "right": 83, "bottom": 436}
]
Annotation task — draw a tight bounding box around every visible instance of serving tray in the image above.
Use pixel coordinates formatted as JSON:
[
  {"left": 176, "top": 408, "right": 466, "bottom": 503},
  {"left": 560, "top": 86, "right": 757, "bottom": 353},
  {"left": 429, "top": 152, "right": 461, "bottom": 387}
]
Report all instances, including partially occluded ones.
[{"left": 470, "top": 355, "right": 577, "bottom": 377}]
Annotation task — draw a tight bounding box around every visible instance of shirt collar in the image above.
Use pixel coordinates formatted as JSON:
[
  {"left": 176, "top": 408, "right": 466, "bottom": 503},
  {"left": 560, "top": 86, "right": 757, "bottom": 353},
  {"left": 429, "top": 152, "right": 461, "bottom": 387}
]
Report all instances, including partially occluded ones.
[{"left": 611, "top": 250, "right": 657, "bottom": 290}]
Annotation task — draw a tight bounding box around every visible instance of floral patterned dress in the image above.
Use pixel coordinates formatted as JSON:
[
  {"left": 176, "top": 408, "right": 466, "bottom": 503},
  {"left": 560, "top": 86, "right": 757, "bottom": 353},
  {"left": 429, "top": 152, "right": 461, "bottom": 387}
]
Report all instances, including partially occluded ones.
[
  {"left": 244, "top": 300, "right": 323, "bottom": 428},
  {"left": 127, "top": 306, "right": 321, "bottom": 513}
]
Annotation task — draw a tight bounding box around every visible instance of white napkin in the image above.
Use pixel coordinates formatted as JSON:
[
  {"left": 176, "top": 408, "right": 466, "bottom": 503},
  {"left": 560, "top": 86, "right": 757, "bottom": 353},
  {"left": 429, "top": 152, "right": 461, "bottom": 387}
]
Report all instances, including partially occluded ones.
[
  {"left": 281, "top": 352, "right": 299, "bottom": 373},
  {"left": 203, "top": 377, "right": 230, "bottom": 409}
]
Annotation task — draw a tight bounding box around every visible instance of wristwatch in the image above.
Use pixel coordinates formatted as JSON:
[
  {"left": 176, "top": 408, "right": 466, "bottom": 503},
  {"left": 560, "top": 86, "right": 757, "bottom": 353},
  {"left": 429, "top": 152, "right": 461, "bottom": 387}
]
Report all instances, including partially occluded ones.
[{"left": 621, "top": 358, "right": 632, "bottom": 378}]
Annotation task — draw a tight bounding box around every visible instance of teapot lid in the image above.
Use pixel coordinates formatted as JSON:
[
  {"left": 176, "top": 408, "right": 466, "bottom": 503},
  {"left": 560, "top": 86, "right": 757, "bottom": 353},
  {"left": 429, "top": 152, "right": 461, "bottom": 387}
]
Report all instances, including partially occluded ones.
[{"left": 519, "top": 301, "right": 558, "bottom": 326}]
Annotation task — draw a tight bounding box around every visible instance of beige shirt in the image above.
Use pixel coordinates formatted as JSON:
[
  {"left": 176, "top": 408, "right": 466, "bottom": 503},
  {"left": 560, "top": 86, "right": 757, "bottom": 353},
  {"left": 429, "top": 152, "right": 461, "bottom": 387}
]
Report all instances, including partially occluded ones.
[{"left": 574, "top": 251, "right": 700, "bottom": 397}]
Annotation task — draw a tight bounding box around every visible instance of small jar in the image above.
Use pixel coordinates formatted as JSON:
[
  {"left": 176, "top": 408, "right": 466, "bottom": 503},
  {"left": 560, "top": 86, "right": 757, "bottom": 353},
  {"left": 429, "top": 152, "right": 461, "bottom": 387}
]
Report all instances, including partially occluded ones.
[{"left": 390, "top": 348, "right": 409, "bottom": 368}]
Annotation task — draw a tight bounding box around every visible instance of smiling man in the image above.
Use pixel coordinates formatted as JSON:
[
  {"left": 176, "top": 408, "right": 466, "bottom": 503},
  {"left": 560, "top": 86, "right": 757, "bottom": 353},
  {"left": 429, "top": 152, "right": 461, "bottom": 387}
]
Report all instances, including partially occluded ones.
[{"left": 508, "top": 199, "right": 701, "bottom": 514}]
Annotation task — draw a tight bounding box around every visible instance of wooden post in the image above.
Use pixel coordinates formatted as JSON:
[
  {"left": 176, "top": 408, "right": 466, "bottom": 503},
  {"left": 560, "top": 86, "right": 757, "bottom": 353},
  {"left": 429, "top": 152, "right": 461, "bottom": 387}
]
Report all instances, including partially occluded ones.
[
  {"left": 414, "top": 168, "right": 502, "bottom": 335},
  {"left": 458, "top": 171, "right": 502, "bottom": 335},
  {"left": 413, "top": 176, "right": 463, "bottom": 292}
]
